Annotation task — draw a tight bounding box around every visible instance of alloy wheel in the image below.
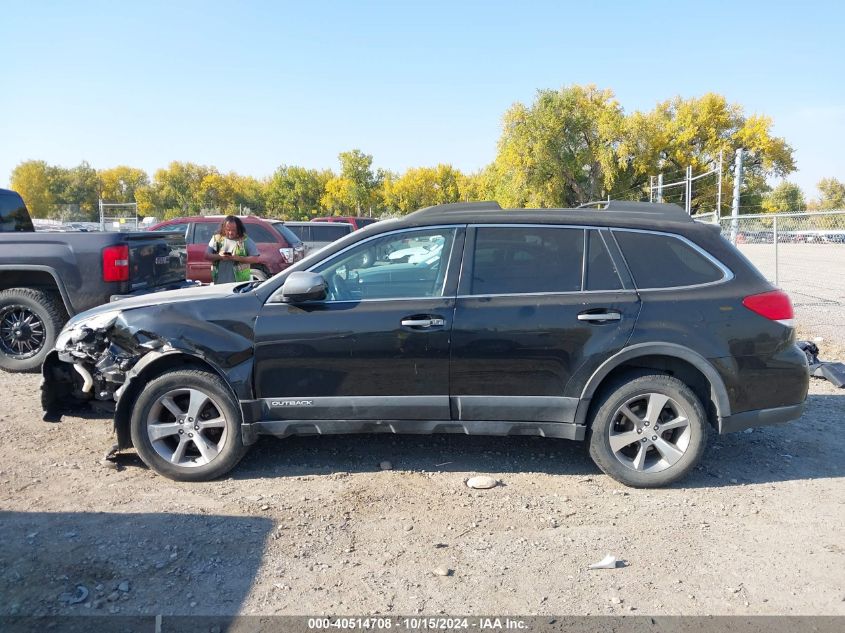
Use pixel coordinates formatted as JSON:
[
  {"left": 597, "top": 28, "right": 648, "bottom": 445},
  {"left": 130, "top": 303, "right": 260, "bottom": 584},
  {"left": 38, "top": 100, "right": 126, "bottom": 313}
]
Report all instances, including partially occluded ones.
[
  {"left": 0, "top": 305, "right": 46, "bottom": 360},
  {"left": 607, "top": 392, "right": 692, "bottom": 473},
  {"left": 146, "top": 387, "right": 229, "bottom": 467}
]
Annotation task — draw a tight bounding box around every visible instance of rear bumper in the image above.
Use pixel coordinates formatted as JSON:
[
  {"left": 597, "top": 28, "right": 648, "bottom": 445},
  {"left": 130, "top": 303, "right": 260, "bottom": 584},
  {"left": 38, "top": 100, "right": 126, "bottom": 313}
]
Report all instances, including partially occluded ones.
[{"left": 719, "top": 402, "right": 805, "bottom": 434}]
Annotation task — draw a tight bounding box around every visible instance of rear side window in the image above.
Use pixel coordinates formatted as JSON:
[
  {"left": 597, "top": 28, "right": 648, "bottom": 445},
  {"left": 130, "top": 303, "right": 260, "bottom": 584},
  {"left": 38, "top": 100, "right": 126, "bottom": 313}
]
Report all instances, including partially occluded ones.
[
  {"left": 191, "top": 222, "right": 216, "bottom": 245},
  {"left": 243, "top": 224, "right": 277, "bottom": 244},
  {"left": 586, "top": 230, "right": 623, "bottom": 291},
  {"left": 614, "top": 230, "right": 724, "bottom": 288},
  {"left": 470, "top": 226, "right": 584, "bottom": 295},
  {"left": 311, "top": 224, "right": 351, "bottom": 241},
  {"left": 282, "top": 224, "right": 309, "bottom": 241},
  {"left": 0, "top": 192, "right": 34, "bottom": 232}
]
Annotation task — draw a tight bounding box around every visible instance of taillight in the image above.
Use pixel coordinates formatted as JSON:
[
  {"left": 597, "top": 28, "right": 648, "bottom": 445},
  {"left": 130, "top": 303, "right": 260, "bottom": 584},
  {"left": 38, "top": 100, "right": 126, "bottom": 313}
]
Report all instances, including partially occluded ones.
[
  {"left": 103, "top": 245, "right": 130, "bottom": 282},
  {"left": 742, "top": 290, "right": 794, "bottom": 326},
  {"left": 279, "top": 247, "right": 294, "bottom": 263}
]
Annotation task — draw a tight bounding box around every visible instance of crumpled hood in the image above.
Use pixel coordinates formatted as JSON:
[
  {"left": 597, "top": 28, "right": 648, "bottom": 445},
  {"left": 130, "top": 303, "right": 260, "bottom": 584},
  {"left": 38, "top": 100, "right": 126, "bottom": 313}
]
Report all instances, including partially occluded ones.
[{"left": 65, "top": 282, "right": 247, "bottom": 328}]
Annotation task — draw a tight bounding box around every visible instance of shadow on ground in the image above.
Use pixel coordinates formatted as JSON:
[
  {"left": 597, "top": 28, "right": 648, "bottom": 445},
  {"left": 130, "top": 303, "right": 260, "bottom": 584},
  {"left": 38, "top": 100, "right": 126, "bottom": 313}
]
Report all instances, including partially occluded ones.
[{"left": 0, "top": 511, "right": 273, "bottom": 629}]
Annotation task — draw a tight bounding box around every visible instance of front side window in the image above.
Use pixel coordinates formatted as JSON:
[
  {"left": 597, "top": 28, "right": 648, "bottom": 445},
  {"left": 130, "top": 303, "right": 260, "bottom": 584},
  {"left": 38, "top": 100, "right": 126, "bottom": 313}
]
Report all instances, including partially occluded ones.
[
  {"left": 313, "top": 228, "right": 456, "bottom": 301},
  {"left": 613, "top": 230, "right": 724, "bottom": 288},
  {"left": 470, "top": 226, "right": 584, "bottom": 295}
]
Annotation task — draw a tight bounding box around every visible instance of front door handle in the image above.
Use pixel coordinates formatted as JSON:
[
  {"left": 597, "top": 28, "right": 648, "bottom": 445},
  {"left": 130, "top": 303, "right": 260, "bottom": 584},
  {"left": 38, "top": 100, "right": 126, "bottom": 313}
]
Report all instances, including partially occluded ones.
[
  {"left": 577, "top": 311, "right": 622, "bottom": 322},
  {"left": 401, "top": 317, "right": 446, "bottom": 328}
]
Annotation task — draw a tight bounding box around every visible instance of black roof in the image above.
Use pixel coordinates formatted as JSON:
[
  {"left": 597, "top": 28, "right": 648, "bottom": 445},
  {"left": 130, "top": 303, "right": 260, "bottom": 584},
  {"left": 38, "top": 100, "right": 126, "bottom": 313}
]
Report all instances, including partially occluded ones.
[{"left": 403, "top": 201, "right": 695, "bottom": 230}]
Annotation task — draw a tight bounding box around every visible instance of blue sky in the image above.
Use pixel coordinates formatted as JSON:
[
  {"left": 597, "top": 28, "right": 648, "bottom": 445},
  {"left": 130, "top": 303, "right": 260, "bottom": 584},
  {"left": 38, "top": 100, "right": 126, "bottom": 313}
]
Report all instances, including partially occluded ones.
[{"left": 2, "top": 0, "right": 843, "bottom": 197}]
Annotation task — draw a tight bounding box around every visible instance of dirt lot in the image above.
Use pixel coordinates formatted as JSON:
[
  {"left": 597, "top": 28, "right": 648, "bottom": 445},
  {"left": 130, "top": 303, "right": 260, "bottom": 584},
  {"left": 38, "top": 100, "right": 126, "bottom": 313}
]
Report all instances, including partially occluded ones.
[{"left": 1, "top": 360, "right": 844, "bottom": 619}]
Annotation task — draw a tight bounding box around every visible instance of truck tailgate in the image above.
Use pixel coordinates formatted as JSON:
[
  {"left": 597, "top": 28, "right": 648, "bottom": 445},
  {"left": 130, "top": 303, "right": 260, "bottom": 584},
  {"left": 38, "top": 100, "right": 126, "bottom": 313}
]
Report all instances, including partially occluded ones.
[{"left": 124, "top": 231, "right": 187, "bottom": 291}]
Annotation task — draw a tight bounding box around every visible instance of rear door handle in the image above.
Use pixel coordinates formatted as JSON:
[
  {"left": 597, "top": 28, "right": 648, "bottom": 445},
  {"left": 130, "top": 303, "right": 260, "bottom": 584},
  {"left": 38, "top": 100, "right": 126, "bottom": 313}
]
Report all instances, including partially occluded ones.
[
  {"left": 401, "top": 317, "right": 446, "bottom": 328},
  {"left": 577, "top": 311, "right": 622, "bottom": 322}
]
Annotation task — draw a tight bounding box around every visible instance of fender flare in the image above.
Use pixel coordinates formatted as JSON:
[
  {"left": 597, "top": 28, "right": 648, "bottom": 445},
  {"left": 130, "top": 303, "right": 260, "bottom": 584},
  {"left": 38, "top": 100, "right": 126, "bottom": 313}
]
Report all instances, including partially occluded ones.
[
  {"left": 0, "top": 265, "right": 75, "bottom": 315},
  {"left": 575, "top": 342, "right": 731, "bottom": 425}
]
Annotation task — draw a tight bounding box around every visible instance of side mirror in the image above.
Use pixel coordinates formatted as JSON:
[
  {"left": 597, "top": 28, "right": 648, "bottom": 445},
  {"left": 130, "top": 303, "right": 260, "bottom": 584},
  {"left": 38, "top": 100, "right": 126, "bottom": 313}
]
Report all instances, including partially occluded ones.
[{"left": 280, "top": 271, "right": 327, "bottom": 302}]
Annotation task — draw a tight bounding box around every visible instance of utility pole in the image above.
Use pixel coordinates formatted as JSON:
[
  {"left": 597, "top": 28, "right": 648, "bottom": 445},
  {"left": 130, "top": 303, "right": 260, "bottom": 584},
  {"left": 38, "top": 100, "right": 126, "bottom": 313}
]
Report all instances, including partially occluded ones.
[
  {"left": 649, "top": 176, "right": 654, "bottom": 203},
  {"left": 685, "top": 166, "right": 693, "bottom": 215},
  {"left": 716, "top": 150, "right": 723, "bottom": 217},
  {"left": 657, "top": 173, "right": 663, "bottom": 203},
  {"left": 730, "top": 149, "right": 744, "bottom": 244}
]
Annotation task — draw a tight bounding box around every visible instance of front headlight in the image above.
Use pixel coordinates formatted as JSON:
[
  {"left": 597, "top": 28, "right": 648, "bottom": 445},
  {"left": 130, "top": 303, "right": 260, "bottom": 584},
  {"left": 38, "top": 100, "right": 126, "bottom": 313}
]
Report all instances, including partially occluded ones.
[{"left": 55, "top": 309, "right": 122, "bottom": 350}]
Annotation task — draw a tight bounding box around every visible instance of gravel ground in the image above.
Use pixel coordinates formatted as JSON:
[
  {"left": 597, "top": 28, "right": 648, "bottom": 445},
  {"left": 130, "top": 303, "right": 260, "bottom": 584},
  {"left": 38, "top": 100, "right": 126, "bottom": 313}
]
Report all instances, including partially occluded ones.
[{"left": 1, "top": 364, "right": 843, "bottom": 618}]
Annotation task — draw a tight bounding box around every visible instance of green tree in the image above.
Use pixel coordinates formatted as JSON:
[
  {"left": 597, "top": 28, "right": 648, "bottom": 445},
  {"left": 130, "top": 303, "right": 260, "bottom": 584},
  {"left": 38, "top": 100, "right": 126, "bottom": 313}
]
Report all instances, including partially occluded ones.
[
  {"left": 152, "top": 162, "right": 213, "bottom": 215},
  {"left": 267, "top": 166, "right": 331, "bottom": 219},
  {"left": 382, "top": 164, "right": 463, "bottom": 215},
  {"left": 320, "top": 176, "right": 357, "bottom": 214},
  {"left": 9, "top": 160, "right": 54, "bottom": 219},
  {"left": 762, "top": 181, "right": 805, "bottom": 213},
  {"left": 229, "top": 173, "right": 267, "bottom": 215},
  {"left": 494, "top": 85, "right": 625, "bottom": 208},
  {"left": 620, "top": 93, "right": 795, "bottom": 214},
  {"left": 99, "top": 166, "right": 150, "bottom": 203},
  {"left": 337, "top": 149, "right": 377, "bottom": 214},
  {"left": 816, "top": 177, "right": 845, "bottom": 210},
  {"left": 199, "top": 172, "right": 236, "bottom": 211}
]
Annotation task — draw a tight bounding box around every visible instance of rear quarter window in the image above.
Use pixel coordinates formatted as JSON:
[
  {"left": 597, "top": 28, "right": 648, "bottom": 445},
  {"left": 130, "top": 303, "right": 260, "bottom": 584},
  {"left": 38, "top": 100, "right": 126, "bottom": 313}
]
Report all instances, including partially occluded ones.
[
  {"left": 613, "top": 230, "right": 725, "bottom": 288},
  {"left": 271, "top": 223, "right": 302, "bottom": 247},
  {"left": 0, "top": 192, "right": 34, "bottom": 232}
]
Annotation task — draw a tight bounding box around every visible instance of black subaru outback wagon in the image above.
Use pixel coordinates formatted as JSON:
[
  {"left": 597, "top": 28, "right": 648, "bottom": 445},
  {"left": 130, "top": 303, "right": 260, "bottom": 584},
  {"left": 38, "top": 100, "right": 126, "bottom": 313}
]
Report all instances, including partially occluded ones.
[{"left": 42, "top": 201, "right": 808, "bottom": 487}]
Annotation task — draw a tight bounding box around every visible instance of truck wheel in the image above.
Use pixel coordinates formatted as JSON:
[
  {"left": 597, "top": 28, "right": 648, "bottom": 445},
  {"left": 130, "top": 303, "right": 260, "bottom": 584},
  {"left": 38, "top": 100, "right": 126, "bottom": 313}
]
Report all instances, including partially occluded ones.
[
  {"left": 587, "top": 373, "right": 709, "bottom": 488},
  {"left": 0, "top": 288, "right": 67, "bottom": 373},
  {"left": 130, "top": 369, "right": 248, "bottom": 481}
]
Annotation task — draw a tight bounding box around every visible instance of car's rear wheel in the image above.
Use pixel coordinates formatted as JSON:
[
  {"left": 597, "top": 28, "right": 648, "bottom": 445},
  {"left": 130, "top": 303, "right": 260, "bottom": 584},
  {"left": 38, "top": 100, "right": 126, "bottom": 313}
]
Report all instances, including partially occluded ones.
[
  {"left": 588, "top": 373, "right": 709, "bottom": 488},
  {"left": 130, "top": 369, "right": 248, "bottom": 481},
  {"left": 249, "top": 268, "right": 268, "bottom": 282}
]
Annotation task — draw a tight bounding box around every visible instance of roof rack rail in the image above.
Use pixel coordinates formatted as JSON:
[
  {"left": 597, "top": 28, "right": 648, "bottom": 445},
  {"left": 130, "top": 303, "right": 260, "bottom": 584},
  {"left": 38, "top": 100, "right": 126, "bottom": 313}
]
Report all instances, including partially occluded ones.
[
  {"left": 407, "top": 201, "right": 502, "bottom": 218},
  {"left": 577, "top": 200, "right": 692, "bottom": 221},
  {"left": 577, "top": 200, "right": 609, "bottom": 209}
]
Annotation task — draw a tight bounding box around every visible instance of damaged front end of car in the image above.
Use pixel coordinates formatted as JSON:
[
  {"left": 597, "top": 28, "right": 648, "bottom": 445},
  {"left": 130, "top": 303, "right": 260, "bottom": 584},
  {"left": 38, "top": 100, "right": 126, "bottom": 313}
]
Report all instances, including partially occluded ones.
[{"left": 41, "top": 310, "right": 172, "bottom": 423}]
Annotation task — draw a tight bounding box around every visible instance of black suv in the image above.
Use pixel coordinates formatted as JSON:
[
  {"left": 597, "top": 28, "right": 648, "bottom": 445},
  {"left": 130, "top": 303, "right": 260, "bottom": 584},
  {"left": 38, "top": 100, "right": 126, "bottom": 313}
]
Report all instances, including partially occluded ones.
[{"left": 42, "top": 201, "right": 808, "bottom": 487}]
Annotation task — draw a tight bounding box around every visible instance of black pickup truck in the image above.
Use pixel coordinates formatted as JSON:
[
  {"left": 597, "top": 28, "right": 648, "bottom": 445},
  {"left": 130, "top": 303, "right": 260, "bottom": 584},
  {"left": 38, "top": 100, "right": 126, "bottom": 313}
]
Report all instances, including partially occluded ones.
[{"left": 0, "top": 188, "right": 188, "bottom": 372}]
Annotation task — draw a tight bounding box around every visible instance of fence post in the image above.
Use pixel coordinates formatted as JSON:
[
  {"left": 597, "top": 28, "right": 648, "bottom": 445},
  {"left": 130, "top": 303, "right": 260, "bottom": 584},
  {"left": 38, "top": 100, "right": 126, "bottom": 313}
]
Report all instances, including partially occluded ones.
[{"left": 773, "top": 215, "right": 779, "bottom": 287}]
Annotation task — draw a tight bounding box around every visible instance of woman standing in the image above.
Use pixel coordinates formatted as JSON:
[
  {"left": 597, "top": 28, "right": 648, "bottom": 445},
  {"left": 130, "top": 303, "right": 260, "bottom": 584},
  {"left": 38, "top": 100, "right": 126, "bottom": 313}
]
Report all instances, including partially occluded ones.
[{"left": 204, "top": 215, "right": 262, "bottom": 283}]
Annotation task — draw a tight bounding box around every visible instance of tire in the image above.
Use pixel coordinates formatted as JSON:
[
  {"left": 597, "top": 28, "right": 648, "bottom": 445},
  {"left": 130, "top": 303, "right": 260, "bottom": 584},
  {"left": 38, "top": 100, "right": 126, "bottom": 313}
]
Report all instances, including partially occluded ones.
[
  {"left": 587, "top": 373, "right": 709, "bottom": 488},
  {"left": 249, "top": 268, "right": 269, "bottom": 282},
  {"left": 0, "top": 288, "right": 67, "bottom": 373},
  {"left": 130, "top": 369, "right": 248, "bottom": 481}
]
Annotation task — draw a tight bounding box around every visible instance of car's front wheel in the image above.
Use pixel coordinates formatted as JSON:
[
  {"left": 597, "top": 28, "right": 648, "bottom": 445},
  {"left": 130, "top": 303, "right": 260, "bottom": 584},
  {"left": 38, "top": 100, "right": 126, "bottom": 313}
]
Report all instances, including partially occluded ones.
[
  {"left": 130, "top": 369, "right": 248, "bottom": 481},
  {"left": 588, "top": 373, "right": 709, "bottom": 488}
]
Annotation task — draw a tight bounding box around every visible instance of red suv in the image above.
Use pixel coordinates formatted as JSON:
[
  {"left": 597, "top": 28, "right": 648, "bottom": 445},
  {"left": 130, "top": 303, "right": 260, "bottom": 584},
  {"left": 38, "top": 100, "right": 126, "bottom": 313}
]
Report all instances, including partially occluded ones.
[
  {"left": 148, "top": 216, "right": 305, "bottom": 283},
  {"left": 311, "top": 216, "right": 378, "bottom": 231}
]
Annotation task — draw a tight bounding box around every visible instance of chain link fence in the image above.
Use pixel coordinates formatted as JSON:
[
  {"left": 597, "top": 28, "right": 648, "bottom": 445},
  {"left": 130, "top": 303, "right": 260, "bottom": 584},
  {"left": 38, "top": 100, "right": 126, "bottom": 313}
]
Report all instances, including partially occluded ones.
[{"left": 694, "top": 210, "right": 845, "bottom": 355}]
